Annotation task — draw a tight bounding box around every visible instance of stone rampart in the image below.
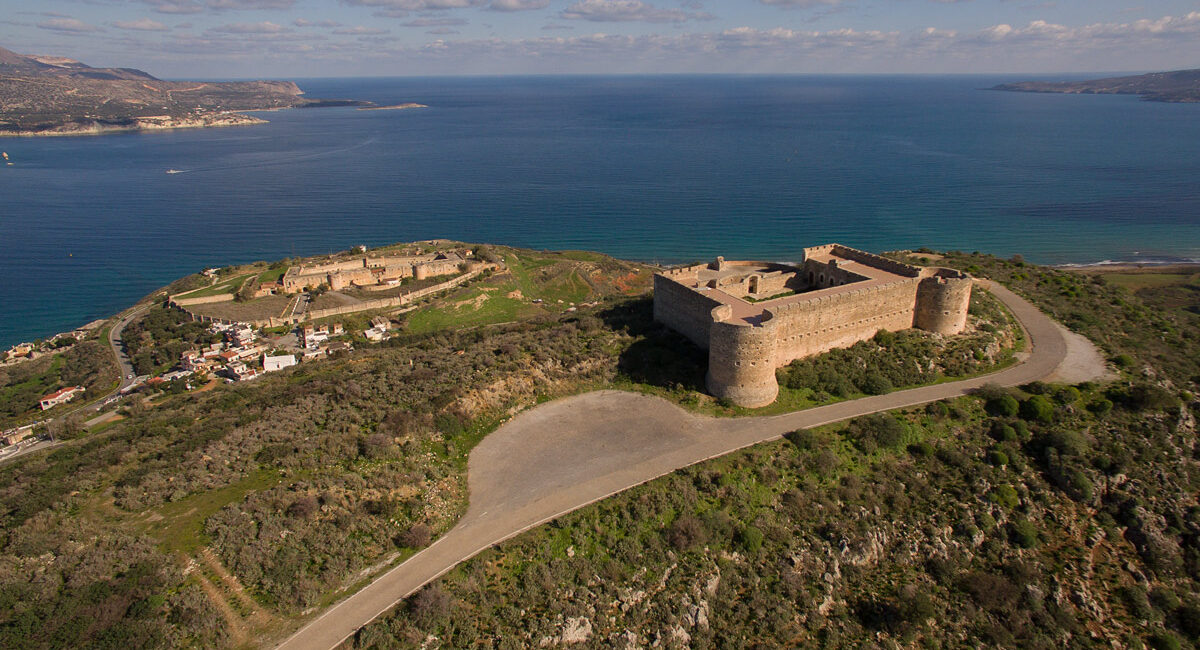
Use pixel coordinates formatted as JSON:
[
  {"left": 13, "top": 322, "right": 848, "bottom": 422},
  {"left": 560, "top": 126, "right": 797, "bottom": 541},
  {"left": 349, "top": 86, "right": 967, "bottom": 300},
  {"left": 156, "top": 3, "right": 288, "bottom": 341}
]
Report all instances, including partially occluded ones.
[
  {"left": 823, "top": 245, "right": 921, "bottom": 278},
  {"left": 767, "top": 279, "right": 920, "bottom": 364},
  {"left": 915, "top": 270, "right": 972, "bottom": 335},
  {"left": 653, "top": 245, "right": 973, "bottom": 408},
  {"left": 169, "top": 293, "right": 235, "bottom": 307},
  {"left": 652, "top": 274, "right": 721, "bottom": 349},
  {"left": 174, "top": 264, "right": 496, "bottom": 329},
  {"left": 706, "top": 316, "right": 778, "bottom": 408}
]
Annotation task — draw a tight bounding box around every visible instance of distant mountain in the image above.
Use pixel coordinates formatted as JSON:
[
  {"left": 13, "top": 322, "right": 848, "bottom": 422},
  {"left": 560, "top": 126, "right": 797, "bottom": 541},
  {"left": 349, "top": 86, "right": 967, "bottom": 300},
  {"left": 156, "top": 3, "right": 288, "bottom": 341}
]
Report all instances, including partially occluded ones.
[
  {"left": 0, "top": 45, "right": 368, "bottom": 136},
  {"left": 992, "top": 69, "right": 1200, "bottom": 103}
]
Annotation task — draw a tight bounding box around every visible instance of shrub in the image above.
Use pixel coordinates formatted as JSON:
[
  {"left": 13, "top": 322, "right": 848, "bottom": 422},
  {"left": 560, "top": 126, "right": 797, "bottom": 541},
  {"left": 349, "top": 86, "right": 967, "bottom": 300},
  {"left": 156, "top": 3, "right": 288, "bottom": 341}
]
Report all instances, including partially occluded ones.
[
  {"left": 738, "top": 526, "right": 764, "bottom": 553},
  {"left": 1150, "top": 630, "right": 1182, "bottom": 650},
  {"left": 398, "top": 523, "right": 432, "bottom": 549},
  {"left": 666, "top": 515, "right": 708, "bottom": 551},
  {"left": 1087, "top": 398, "right": 1114, "bottom": 415},
  {"left": 1020, "top": 395, "right": 1055, "bottom": 423},
  {"left": 986, "top": 394, "right": 1020, "bottom": 418},
  {"left": 987, "top": 449, "right": 1010, "bottom": 467},
  {"left": 988, "top": 485, "right": 1020, "bottom": 509},
  {"left": 1008, "top": 518, "right": 1039, "bottom": 548},
  {"left": 358, "top": 433, "right": 395, "bottom": 459},
  {"left": 286, "top": 496, "right": 319, "bottom": 520},
  {"left": 408, "top": 584, "right": 451, "bottom": 625},
  {"left": 859, "top": 372, "right": 894, "bottom": 395}
]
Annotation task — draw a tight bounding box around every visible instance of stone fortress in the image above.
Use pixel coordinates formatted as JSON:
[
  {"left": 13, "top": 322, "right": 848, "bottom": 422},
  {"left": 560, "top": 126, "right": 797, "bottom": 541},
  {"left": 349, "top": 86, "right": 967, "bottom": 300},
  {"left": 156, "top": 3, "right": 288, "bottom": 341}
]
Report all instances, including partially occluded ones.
[
  {"left": 282, "top": 251, "right": 471, "bottom": 293},
  {"left": 653, "top": 244, "right": 973, "bottom": 407}
]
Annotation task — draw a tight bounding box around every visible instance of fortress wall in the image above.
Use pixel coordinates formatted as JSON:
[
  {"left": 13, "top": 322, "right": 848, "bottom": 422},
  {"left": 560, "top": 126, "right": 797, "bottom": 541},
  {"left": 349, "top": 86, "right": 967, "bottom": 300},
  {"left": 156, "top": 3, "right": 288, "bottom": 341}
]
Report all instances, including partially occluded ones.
[
  {"left": 329, "top": 268, "right": 375, "bottom": 291},
  {"left": 653, "top": 274, "right": 721, "bottom": 349},
  {"left": 706, "top": 318, "right": 779, "bottom": 408},
  {"left": 827, "top": 245, "right": 921, "bottom": 278},
  {"left": 915, "top": 274, "right": 972, "bottom": 335},
  {"left": 767, "top": 279, "right": 921, "bottom": 365}
]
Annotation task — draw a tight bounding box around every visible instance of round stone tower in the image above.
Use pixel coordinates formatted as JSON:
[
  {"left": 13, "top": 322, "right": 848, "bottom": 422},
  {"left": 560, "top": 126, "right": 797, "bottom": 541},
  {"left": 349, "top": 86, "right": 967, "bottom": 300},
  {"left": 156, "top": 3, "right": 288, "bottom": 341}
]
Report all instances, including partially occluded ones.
[
  {"left": 706, "top": 306, "right": 778, "bottom": 408},
  {"left": 915, "top": 269, "right": 972, "bottom": 335}
]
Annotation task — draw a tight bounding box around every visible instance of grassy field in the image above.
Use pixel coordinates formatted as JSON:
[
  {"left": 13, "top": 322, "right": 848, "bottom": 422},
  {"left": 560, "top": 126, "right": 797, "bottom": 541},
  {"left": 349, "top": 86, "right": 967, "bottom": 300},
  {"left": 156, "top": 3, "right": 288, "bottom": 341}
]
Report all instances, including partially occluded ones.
[
  {"left": 175, "top": 273, "right": 255, "bottom": 299},
  {"left": 404, "top": 250, "right": 652, "bottom": 335},
  {"left": 257, "top": 267, "right": 287, "bottom": 284},
  {"left": 132, "top": 468, "right": 289, "bottom": 556},
  {"left": 1094, "top": 270, "right": 1200, "bottom": 291}
]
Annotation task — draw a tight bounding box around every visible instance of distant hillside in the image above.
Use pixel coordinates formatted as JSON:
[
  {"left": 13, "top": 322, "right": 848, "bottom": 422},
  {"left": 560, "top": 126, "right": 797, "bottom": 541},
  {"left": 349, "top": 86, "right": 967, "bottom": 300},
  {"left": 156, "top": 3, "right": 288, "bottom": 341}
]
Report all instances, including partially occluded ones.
[
  {"left": 992, "top": 69, "right": 1200, "bottom": 103},
  {"left": 0, "top": 45, "right": 367, "bottom": 136}
]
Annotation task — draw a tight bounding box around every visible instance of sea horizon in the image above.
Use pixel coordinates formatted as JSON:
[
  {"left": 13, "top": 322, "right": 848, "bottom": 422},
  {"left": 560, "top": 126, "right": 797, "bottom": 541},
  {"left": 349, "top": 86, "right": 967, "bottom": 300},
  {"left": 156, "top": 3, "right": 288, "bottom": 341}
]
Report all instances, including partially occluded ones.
[{"left": 2, "top": 74, "right": 1198, "bottom": 347}]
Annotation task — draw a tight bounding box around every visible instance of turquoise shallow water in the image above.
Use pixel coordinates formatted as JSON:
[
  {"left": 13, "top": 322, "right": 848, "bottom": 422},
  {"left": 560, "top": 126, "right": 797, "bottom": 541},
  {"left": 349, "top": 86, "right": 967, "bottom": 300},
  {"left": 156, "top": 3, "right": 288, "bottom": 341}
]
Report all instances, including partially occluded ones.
[{"left": 1, "top": 75, "right": 1198, "bottom": 347}]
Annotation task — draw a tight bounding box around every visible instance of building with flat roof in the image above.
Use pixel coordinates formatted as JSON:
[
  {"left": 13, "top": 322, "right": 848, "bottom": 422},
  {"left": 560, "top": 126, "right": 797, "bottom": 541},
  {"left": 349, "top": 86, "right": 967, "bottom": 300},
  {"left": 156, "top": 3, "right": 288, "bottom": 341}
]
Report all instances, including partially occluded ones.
[{"left": 653, "top": 244, "right": 973, "bottom": 407}]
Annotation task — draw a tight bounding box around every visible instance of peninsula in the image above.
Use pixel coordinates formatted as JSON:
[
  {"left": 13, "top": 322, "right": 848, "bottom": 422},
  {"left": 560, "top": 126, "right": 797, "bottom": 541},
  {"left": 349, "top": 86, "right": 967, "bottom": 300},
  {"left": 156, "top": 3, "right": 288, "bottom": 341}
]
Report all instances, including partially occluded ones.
[
  {"left": 992, "top": 68, "right": 1200, "bottom": 103},
  {"left": 0, "top": 45, "right": 381, "bottom": 136}
]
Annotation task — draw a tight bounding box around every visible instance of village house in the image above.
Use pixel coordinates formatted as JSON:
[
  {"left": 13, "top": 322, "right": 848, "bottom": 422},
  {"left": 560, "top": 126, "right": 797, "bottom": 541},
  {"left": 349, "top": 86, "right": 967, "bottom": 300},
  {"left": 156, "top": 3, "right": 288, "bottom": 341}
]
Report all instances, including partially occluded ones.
[
  {"left": 39, "top": 386, "right": 85, "bottom": 410},
  {"left": 263, "top": 354, "right": 297, "bottom": 373}
]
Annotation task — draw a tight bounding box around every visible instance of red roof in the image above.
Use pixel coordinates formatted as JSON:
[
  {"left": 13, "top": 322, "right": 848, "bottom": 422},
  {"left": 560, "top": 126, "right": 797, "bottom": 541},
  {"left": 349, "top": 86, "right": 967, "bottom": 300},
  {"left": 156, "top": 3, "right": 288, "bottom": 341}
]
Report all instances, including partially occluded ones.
[{"left": 41, "top": 386, "right": 82, "bottom": 401}]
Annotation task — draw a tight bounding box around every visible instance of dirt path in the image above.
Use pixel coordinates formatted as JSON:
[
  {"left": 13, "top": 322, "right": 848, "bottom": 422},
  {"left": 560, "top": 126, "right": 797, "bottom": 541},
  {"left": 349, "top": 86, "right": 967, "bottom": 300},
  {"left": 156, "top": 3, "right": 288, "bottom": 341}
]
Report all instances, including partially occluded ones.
[{"left": 276, "top": 284, "right": 1106, "bottom": 650}]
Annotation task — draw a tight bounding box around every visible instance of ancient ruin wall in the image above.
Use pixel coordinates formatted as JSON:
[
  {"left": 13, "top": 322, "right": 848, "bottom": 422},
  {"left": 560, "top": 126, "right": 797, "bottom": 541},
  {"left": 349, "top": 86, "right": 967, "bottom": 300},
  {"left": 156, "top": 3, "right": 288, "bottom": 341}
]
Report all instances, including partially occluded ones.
[
  {"left": 652, "top": 271, "right": 722, "bottom": 349},
  {"left": 766, "top": 279, "right": 921, "bottom": 365},
  {"left": 914, "top": 271, "right": 972, "bottom": 335},
  {"left": 706, "top": 313, "right": 779, "bottom": 408}
]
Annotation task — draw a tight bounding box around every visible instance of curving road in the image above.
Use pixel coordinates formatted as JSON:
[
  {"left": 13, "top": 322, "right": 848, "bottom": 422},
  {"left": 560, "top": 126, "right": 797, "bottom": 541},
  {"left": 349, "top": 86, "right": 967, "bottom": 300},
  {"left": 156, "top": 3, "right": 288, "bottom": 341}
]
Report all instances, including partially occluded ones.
[{"left": 277, "top": 283, "right": 1096, "bottom": 650}]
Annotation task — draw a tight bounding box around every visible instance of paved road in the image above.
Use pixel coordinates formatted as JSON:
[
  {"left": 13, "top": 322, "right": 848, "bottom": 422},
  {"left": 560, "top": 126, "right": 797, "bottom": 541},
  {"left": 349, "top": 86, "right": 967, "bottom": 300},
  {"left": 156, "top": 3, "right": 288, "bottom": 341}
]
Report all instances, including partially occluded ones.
[
  {"left": 277, "top": 283, "right": 1095, "bottom": 650},
  {"left": 0, "top": 303, "right": 150, "bottom": 467}
]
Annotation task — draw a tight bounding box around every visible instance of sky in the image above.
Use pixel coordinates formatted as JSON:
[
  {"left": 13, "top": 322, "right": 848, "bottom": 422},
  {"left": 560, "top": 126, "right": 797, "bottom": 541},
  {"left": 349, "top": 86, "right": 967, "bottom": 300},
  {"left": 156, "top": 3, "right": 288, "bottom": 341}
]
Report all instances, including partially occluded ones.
[{"left": 1, "top": 0, "right": 1199, "bottom": 78}]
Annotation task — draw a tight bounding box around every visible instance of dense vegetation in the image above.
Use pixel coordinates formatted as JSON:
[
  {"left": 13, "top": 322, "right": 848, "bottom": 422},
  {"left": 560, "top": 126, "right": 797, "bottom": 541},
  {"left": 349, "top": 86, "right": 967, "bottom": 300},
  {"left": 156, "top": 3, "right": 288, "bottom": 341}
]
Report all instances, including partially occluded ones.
[
  {"left": 1, "top": 246, "right": 1195, "bottom": 648},
  {"left": 122, "top": 306, "right": 220, "bottom": 376},
  {"left": 354, "top": 254, "right": 1200, "bottom": 649},
  {"left": 0, "top": 336, "right": 117, "bottom": 427}
]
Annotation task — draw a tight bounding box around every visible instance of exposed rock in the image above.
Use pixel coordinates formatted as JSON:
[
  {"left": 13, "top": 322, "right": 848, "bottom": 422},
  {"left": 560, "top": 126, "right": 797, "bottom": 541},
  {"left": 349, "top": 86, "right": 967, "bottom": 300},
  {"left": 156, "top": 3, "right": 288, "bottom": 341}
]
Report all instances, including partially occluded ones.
[{"left": 561, "top": 617, "right": 592, "bottom": 644}]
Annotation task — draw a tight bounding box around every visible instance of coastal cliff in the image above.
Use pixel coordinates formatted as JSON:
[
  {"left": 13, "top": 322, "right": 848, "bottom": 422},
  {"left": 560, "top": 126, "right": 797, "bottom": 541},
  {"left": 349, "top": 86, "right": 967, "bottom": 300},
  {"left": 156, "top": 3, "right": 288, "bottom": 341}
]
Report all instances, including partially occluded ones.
[
  {"left": 992, "top": 68, "right": 1200, "bottom": 103},
  {"left": 0, "top": 45, "right": 371, "bottom": 136}
]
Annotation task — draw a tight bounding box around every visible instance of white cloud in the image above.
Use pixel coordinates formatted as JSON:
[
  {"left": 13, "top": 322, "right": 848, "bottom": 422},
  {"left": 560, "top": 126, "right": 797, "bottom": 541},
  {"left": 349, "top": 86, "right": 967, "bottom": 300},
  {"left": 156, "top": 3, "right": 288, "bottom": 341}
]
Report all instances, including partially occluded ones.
[
  {"left": 490, "top": 0, "right": 551, "bottom": 10},
  {"left": 209, "top": 21, "right": 292, "bottom": 33},
  {"left": 333, "top": 25, "right": 391, "bottom": 34},
  {"left": 402, "top": 17, "right": 469, "bottom": 26},
  {"left": 295, "top": 19, "right": 343, "bottom": 27},
  {"left": 37, "top": 17, "right": 102, "bottom": 33},
  {"left": 341, "top": 0, "right": 487, "bottom": 9},
  {"left": 138, "top": 0, "right": 296, "bottom": 13},
  {"left": 560, "top": 0, "right": 710, "bottom": 23},
  {"left": 757, "top": 0, "right": 842, "bottom": 7},
  {"left": 113, "top": 18, "right": 170, "bottom": 31}
]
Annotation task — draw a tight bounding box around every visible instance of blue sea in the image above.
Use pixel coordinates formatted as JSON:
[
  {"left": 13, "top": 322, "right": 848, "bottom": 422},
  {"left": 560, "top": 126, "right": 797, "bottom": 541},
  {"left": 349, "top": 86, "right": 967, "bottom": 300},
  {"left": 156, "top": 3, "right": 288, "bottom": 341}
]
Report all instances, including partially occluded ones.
[{"left": 2, "top": 75, "right": 1198, "bottom": 348}]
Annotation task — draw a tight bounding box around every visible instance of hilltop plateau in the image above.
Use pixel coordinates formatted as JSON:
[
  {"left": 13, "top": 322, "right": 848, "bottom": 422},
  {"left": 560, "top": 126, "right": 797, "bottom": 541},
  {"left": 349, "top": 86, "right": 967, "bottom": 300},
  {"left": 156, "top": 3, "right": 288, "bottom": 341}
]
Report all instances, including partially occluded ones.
[
  {"left": 0, "top": 242, "right": 1196, "bottom": 649},
  {"left": 0, "top": 45, "right": 372, "bottom": 136},
  {"left": 992, "top": 68, "right": 1200, "bottom": 102}
]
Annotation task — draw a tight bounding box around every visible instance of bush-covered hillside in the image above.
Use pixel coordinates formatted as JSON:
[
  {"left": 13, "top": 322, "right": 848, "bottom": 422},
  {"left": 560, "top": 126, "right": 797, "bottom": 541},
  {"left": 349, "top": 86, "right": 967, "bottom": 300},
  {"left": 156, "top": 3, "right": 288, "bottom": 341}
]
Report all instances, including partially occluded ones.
[{"left": 354, "top": 254, "right": 1200, "bottom": 649}]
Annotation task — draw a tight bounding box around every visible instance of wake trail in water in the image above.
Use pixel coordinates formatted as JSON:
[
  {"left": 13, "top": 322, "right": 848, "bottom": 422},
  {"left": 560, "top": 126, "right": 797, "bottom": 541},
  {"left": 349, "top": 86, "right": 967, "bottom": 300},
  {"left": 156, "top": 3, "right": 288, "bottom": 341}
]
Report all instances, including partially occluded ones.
[{"left": 165, "top": 134, "right": 380, "bottom": 176}]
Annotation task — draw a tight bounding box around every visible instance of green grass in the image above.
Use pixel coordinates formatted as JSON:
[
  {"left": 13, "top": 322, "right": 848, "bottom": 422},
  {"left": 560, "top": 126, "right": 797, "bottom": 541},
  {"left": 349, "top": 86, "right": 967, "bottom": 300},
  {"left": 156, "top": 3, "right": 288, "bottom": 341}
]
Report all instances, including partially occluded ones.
[
  {"left": 405, "top": 290, "right": 532, "bottom": 334},
  {"left": 138, "top": 468, "right": 286, "bottom": 555},
  {"left": 257, "top": 267, "right": 287, "bottom": 284},
  {"left": 402, "top": 251, "right": 603, "bottom": 335},
  {"left": 175, "top": 273, "right": 255, "bottom": 298},
  {"left": 1099, "top": 272, "right": 1200, "bottom": 291}
]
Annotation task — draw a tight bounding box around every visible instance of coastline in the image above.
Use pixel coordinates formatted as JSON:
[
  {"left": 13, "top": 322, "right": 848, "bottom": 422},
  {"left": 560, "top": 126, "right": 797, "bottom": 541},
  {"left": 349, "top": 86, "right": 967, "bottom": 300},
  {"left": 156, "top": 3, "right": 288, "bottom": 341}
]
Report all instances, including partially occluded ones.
[{"left": 0, "top": 112, "right": 268, "bottom": 138}]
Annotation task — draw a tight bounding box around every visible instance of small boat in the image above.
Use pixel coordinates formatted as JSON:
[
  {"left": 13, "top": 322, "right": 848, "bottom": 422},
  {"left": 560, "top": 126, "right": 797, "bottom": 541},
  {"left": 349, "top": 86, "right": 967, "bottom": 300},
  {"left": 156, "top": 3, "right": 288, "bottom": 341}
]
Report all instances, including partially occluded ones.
[{"left": 166, "top": 169, "right": 183, "bottom": 174}]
